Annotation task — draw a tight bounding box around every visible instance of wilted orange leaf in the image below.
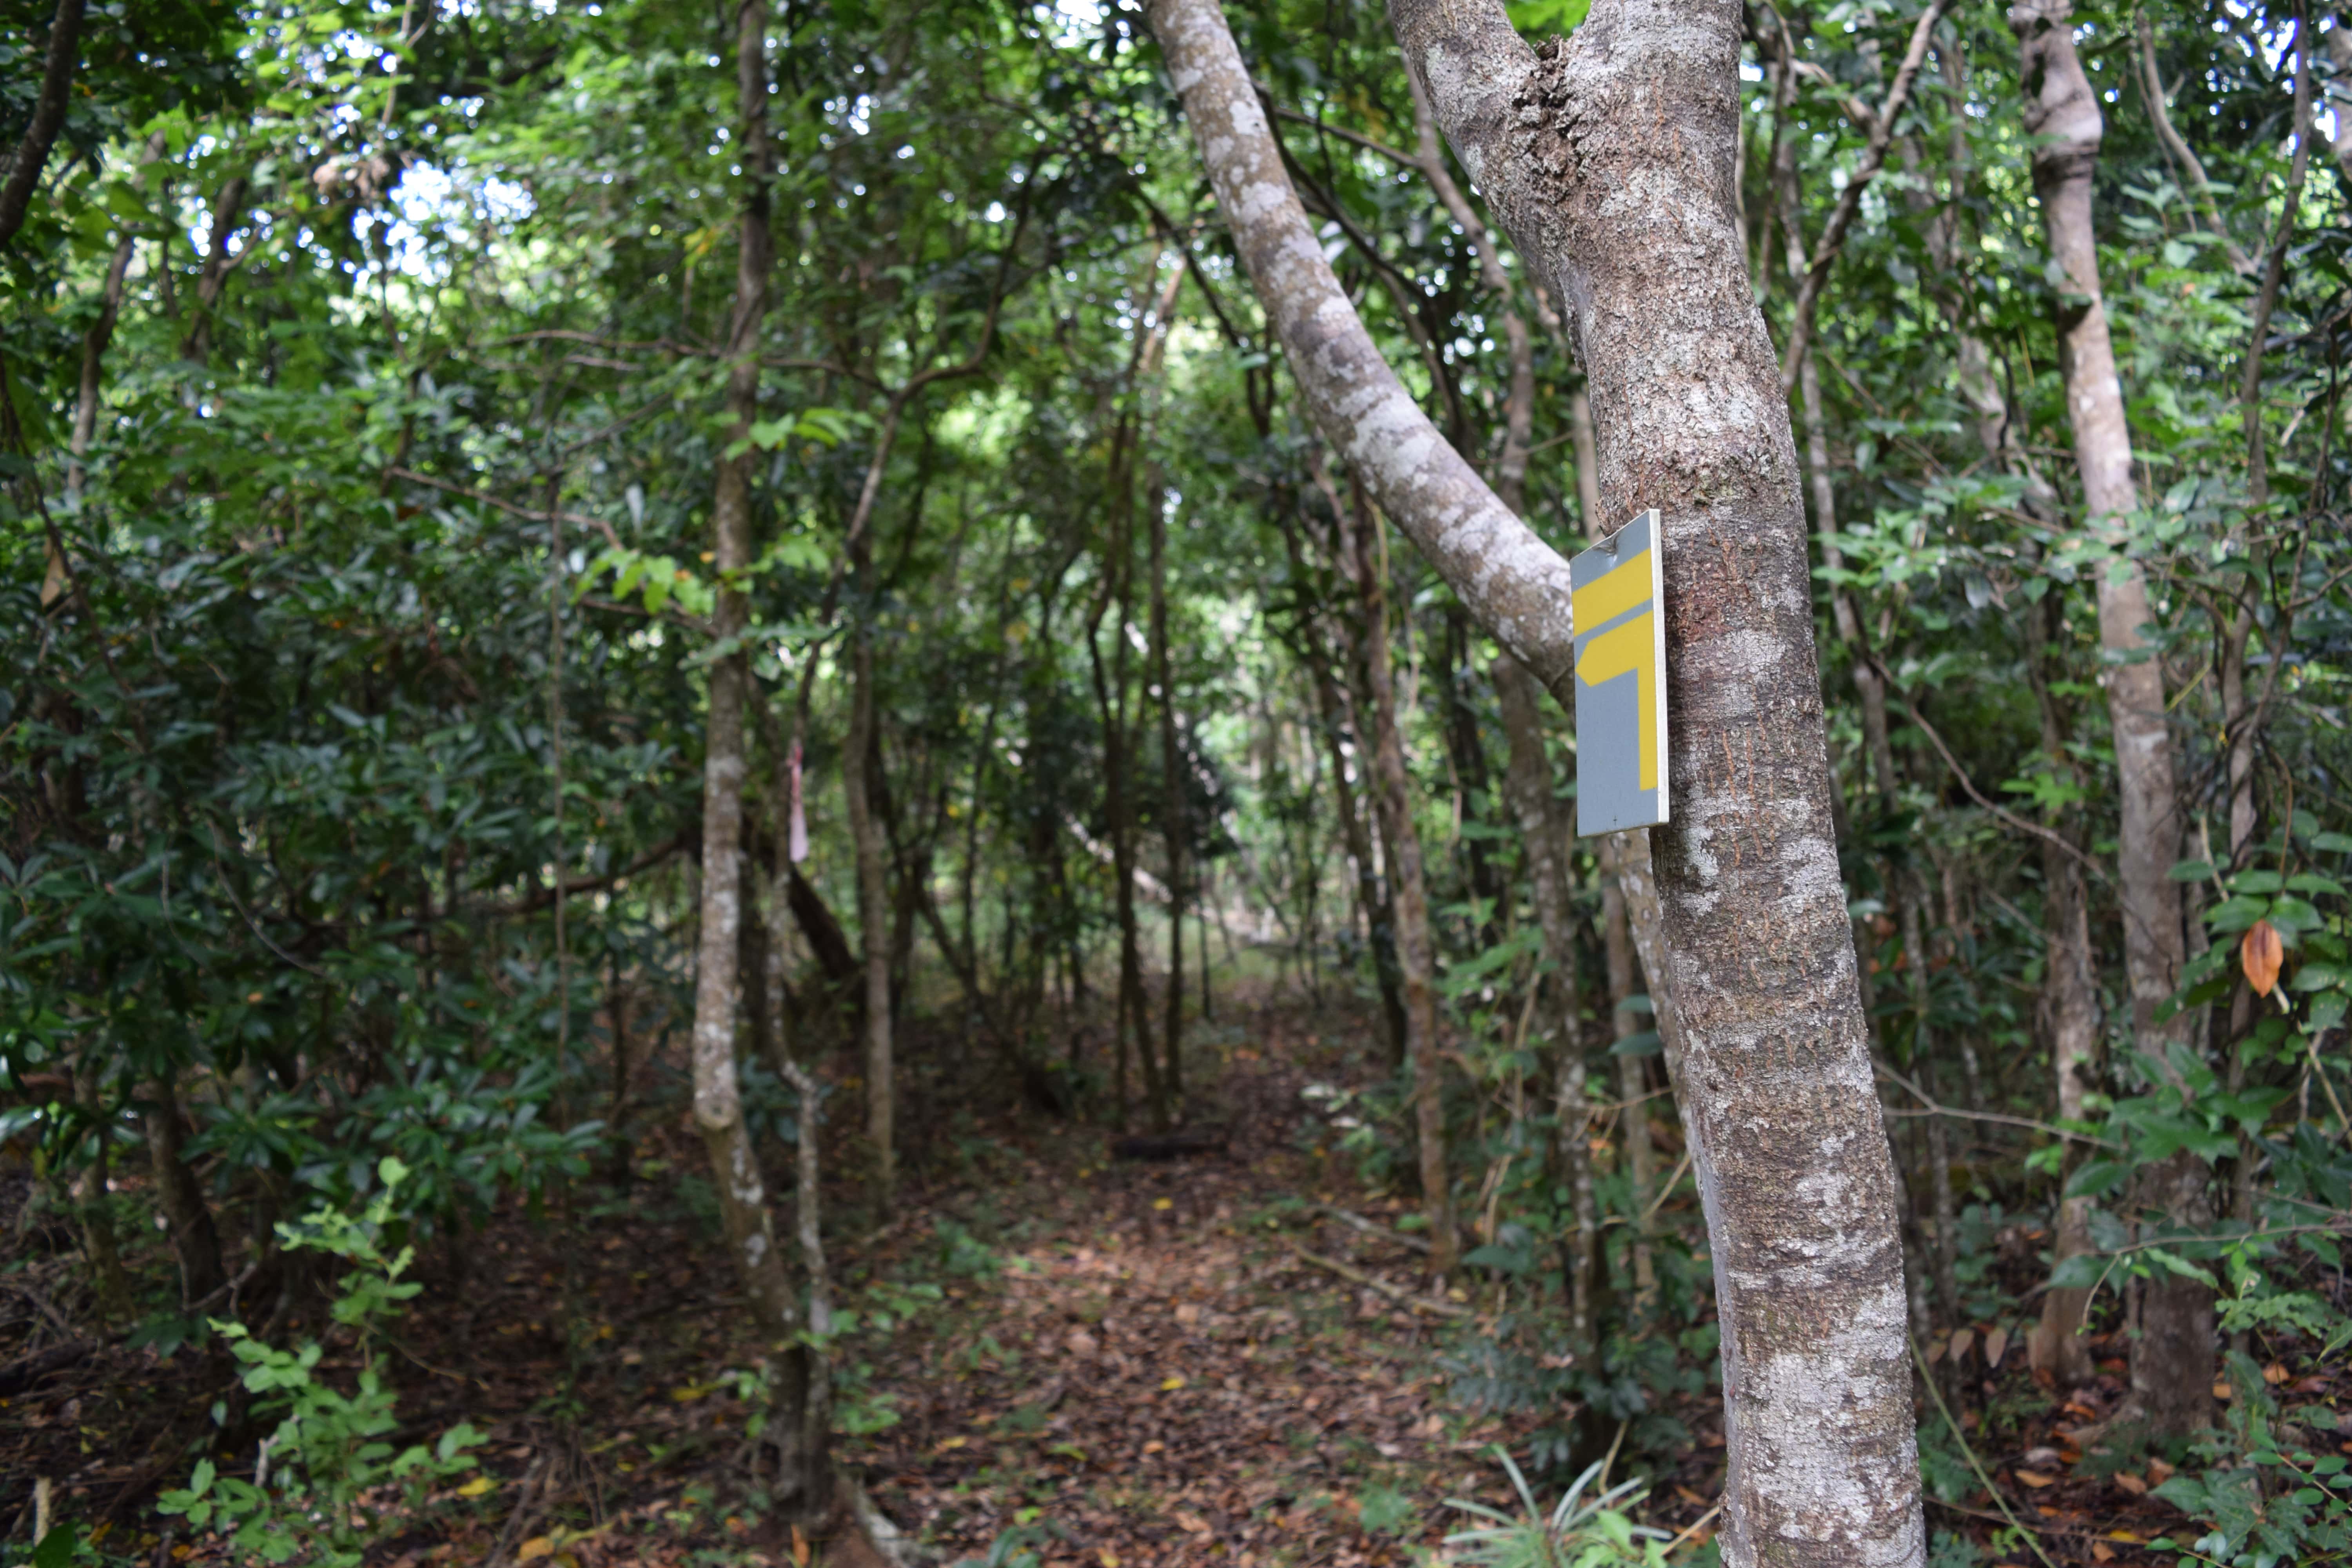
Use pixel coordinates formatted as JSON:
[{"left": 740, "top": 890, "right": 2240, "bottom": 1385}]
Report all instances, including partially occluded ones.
[
  {"left": 792, "top": 1524, "right": 811, "bottom": 1566},
  {"left": 2243, "top": 920, "right": 2284, "bottom": 996},
  {"left": 517, "top": 1540, "right": 554, "bottom": 1563}
]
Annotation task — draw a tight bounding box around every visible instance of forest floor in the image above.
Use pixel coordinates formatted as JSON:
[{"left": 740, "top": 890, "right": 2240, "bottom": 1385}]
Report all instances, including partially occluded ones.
[{"left": 3, "top": 990, "right": 2335, "bottom": 1567}]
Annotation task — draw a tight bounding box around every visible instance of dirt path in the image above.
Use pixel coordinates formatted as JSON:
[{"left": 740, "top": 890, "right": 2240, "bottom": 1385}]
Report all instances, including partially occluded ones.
[
  {"left": 0, "top": 1005, "right": 1583, "bottom": 1567},
  {"left": 847, "top": 1022, "right": 1501, "bottom": 1566}
]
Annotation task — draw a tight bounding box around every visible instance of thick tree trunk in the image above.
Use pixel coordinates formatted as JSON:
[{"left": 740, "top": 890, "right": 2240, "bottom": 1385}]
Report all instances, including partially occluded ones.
[
  {"left": 845, "top": 631, "right": 896, "bottom": 1213},
  {"left": 687, "top": 22, "right": 813, "bottom": 1512},
  {"left": 1573, "top": 385, "right": 1681, "bottom": 1149},
  {"left": 2011, "top": 0, "right": 2205, "bottom": 1437},
  {"left": 1341, "top": 495, "right": 1458, "bottom": 1274},
  {"left": 1153, "top": 1, "right": 1922, "bottom": 1558}
]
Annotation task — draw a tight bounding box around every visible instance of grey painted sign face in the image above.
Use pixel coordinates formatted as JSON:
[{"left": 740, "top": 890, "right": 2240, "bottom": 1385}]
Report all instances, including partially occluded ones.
[{"left": 1572, "top": 510, "right": 1668, "bottom": 836}]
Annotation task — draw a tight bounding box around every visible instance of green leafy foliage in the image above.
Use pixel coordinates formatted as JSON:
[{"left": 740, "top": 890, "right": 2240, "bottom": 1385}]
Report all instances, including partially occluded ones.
[{"left": 156, "top": 1160, "right": 483, "bottom": 1566}]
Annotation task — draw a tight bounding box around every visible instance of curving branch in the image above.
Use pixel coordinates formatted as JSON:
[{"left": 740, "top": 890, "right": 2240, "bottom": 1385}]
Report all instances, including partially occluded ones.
[
  {"left": 1775, "top": 0, "right": 1960, "bottom": 391},
  {"left": 0, "top": 0, "right": 85, "bottom": 252}
]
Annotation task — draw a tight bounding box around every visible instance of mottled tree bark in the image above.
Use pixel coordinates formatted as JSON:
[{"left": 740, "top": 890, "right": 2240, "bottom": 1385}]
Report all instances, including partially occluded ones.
[
  {"left": 688, "top": 0, "right": 806, "bottom": 1411},
  {"left": 1571, "top": 393, "right": 1661, "bottom": 1299},
  {"left": 2011, "top": 0, "right": 2206, "bottom": 1437},
  {"left": 1153, "top": 0, "right": 1920, "bottom": 1557}
]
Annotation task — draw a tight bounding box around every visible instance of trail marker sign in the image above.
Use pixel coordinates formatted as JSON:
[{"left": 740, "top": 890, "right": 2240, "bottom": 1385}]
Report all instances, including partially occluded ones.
[{"left": 1571, "top": 509, "right": 1668, "bottom": 835}]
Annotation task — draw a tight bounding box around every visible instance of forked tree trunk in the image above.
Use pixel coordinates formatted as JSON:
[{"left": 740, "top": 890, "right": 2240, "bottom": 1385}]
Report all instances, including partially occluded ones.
[
  {"left": 1417, "top": 75, "right": 1592, "bottom": 1314},
  {"left": 1153, "top": 0, "right": 1920, "bottom": 1557},
  {"left": 688, "top": 15, "right": 817, "bottom": 1516},
  {"left": 2011, "top": 0, "right": 2206, "bottom": 1437}
]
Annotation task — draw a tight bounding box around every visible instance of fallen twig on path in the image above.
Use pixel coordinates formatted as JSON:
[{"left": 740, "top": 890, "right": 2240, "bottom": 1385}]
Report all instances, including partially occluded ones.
[
  {"left": 1316, "top": 1203, "right": 1431, "bottom": 1254},
  {"left": 1284, "top": 1241, "right": 1468, "bottom": 1318}
]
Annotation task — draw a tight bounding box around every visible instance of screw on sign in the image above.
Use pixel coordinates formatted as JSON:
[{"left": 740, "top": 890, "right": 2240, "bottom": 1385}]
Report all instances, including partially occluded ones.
[{"left": 1571, "top": 510, "right": 1669, "bottom": 836}]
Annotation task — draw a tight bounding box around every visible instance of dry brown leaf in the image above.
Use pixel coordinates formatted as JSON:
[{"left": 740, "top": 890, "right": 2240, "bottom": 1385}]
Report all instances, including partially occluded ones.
[
  {"left": 791, "top": 1524, "right": 811, "bottom": 1567},
  {"left": 2243, "top": 920, "right": 2284, "bottom": 996},
  {"left": 1950, "top": 1327, "right": 1975, "bottom": 1363},
  {"left": 2263, "top": 1362, "right": 2289, "bottom": 1385},
  {"left": 517, "top": 1541, "right": 555, "bottom": 1563},
  {"left": 1983, "top": 1327, "right": 2008, "bottom": 1369},
  {"left": 2113, "top": 1472, "right": 2147, "bottom": 1496},
  {"left": 2014, "top": 1470, "right": 2055, "bottom": 1489},
  {"left": 1173, "top": 1511, "right": 1210, "bottom": 1535},
  {"left": 2148, "top": 1459, "right": 2176, "bottom": 1485},
  {"left": 2091, "top": 1544, "right": 2115, "bottom": 1563}
]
